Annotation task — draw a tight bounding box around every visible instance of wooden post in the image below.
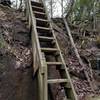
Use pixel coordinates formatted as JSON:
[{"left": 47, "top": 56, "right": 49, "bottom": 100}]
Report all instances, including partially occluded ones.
[
  {"left": 38, "top": 68, "right": 43, "bottom": 100},
  {"left": 38, "top": 53, "right": 48, "bottom": 100},
  {"left": 41, "top": 53, "right": 48, "bottom": 100}
]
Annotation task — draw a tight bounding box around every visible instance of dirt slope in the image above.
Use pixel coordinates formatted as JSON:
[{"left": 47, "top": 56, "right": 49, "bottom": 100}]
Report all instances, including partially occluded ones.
[{"left": 0, "top": 5, "right": 38, "bottom": 100}]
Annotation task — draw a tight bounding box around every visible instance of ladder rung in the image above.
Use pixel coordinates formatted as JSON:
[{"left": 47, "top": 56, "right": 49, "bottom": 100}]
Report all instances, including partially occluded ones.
[
  {"left": 34, "top": 11, "right": 45, "bottom": 15},
  {"left": 37, "top": 26, "right": 51, "bottom": 30},
  {"left": 46, "top": 62, "right": 63, "bottom": 65},
  {"left": 41, "top": 48, "right": 58, "bottom": 52},
  {"left": 39, "top": 36, "right": 54, "bottom": 41},
  {"left": 34, "top": 11, "right": 47, "bottom": 19},
  {"left": 36, "top": 18, "right": 48, "bottom": 22},
  {"left": 48, "top": 79, "right": 68, "bottom": 84},
  {"left": 32, "top": 6, "right": 43, "bottom": 10}
]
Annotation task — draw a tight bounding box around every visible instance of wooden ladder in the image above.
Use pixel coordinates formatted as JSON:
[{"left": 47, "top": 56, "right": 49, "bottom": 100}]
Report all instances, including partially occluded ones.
[{"left": 25, "top": 0, "right": 78, "bottom": 100}]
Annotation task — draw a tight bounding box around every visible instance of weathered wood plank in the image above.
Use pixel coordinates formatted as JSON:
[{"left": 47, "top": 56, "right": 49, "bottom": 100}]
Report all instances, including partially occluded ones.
[{"left": 48, "top": 79, "right": 68, "bottom": 84}]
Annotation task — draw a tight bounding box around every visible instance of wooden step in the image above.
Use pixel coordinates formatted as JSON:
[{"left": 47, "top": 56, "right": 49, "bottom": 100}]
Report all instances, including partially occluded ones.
[
  {"left": 31, "top": 1, "right": 43, "bottom": 7},
  {"left": 48, "top": 79, "right": 68, "bottom": 84},
  {"left": 32, "top": 6, "right": 44, "bottom": 12},
  {"left": 39, "top": 36, "right": 54, "bottom": 41},
  {"left": 37, "top": 26, "right": 51, "bottom": 30},
  {"left": 41, "top": 48, "right": 58, "bottom": 52},
  {"left": 36, "top": 18, "right": 49, "bottom": 28},
  {"left": 34, "top": 11, "right": 47, "bottom": 19},
  {"left": 38, "top": 32, "right": 53, "bottom": 37},
  {"left": 32, "top": 6, "right": 43, "bottom": 10},
  {"left": 46, "top": 62, "right": 63, "bottom": 65},
  {"left": 34, "top": 11, "right": 45, "bottom": 15}
]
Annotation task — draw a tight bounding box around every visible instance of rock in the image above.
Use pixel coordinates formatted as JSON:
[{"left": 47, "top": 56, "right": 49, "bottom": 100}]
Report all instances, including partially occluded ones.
[{"left": 15, "top": 61, "right": 21, "bottom": 69}]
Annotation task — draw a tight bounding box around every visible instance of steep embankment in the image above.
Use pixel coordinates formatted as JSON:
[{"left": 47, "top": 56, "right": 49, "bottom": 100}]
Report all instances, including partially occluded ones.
[{"left": 0, "top": 5, "right": 38, "bottom": 100}]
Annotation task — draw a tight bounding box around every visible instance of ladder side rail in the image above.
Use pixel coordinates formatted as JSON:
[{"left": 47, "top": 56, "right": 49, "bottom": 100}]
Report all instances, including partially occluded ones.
[{"left": 38, "top": 52, "right": 48, "bottom": 100}]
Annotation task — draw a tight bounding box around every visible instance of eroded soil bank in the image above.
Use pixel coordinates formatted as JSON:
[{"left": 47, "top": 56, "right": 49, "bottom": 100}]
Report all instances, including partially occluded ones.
[{"left": 0, "top": 5, "right": 38, "bottom": 100}]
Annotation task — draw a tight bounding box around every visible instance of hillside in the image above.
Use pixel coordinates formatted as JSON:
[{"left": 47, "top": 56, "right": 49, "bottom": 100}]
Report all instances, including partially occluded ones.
[{"left": 0, "top": 4, "right": 100, "bottom": 100}]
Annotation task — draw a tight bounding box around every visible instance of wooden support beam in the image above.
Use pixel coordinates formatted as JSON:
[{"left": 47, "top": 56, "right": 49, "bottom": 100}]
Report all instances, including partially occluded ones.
[{"left": 41, "top": 53, "right": 48, "bottom": 100}]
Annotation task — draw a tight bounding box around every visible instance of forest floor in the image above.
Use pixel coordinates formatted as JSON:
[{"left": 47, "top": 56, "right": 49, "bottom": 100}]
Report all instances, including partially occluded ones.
[{"left": 0, "top": 5, "right": 100, "bottom": 100}]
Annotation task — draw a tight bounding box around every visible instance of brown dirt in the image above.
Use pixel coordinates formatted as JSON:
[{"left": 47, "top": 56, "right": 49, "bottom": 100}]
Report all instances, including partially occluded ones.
[{"left": 0, "top": 5, "right": 38, "bottom": 100}]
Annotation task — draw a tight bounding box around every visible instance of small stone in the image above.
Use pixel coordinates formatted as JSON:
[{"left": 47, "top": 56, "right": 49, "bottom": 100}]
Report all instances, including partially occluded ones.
[
  {"left": 26, "top": 50, "right": 30, "bottom": 55},
  {"left": 15, "top": 61, "right": 21, "bottom": 69}
]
